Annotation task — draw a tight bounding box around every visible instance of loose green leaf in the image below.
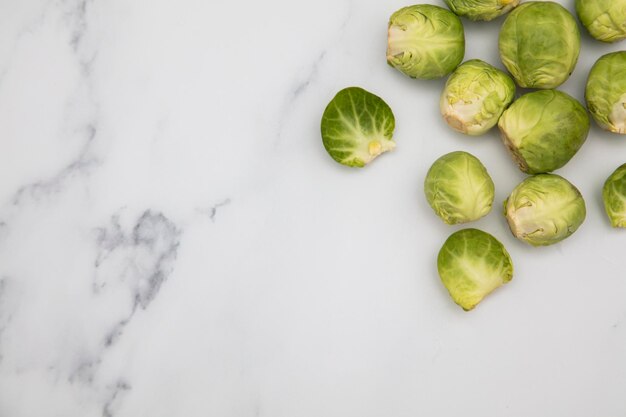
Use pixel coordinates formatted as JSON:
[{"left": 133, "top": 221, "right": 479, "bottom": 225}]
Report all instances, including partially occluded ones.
[
  {"left": 320, "top": 87, "right": 395, "bottom": 167},
  {"left": 438, "top": 228, "right": 513, "bottom": 311}
]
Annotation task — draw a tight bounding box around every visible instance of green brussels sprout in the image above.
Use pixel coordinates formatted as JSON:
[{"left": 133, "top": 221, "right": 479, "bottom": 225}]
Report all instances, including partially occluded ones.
[
  {"left": 440, "top": 60, "right": 516, "bottom": 136},
  {"left": 576, "top": 0, "right": 626, "bottom": 43},
  {"left": 498, "top": 90, "right": 590, "bottom": 174},
  {"left": 444, "top": 0, "right": 519, "bottom": 21},
  {"left": 387, "top": 4, "right": 465, "bottom": 79},
  {"left": 585, "top": 52, "right": 626, "bottom": 134},
  {"left": 320, "top": 87, "right": 395, "bottom": 167},
  {"left": 424, "top": 151, "right": 495, "bottom": 224},
  {"left": 499, "top": 2, "right": 580, "bottom": 89},
  {"left": 504, "top": 174, "right": 586, "bottom": 246},
  {"left": 437, "top": 228, "right": 513, "bottom": 311},
  {"left": 603, "top": 163, "right": 626, "bottom": 228}
]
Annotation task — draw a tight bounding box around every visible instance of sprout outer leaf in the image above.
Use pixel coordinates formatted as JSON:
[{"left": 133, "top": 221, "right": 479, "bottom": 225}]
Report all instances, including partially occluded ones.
[
  {"left": 576, "top": 0, "right": 626, "bottom": 43},
  {"left": 437, "top": 228, "right": 513, "bottom": 311},
  {"left": 444, "top": 0, "right": 520, "bottom": 21}
]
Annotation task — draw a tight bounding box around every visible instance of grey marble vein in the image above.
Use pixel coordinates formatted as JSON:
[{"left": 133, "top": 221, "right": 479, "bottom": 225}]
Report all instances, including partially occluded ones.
[
  {"left": 65, "top": 210, "right": 180, "bottom": 387},
  {"left": 9, "top": 0, "right": 101, "bottom": 207},
  {"left": 67, "top": 0, "right": 93, "bottom": 51},
  {"left": 275, "top": 51, "right": 327, "bottom": 146},
  {"left": 102, "top": 380, "right": 131, "bottom": 417},
  {"left": 274, "top": 4, "right": 353, "bottom": 145},
  {"left": 94, "top": 210, "right": 180, "bottom": 309},
  {"left": 291, "top": 51, "right": 327, "bottom": 103},
  {"left": 93, "top": 211, "right": 180, "bottom": 342},
  {"left": 68, "top": 358, "right": 100, "bottom": 385},
  {"left": 197, "top": 198, "right": 231, "bottom": 222},
  {"left": 12, "top": 124, "right": 99, "bottom": 205}
]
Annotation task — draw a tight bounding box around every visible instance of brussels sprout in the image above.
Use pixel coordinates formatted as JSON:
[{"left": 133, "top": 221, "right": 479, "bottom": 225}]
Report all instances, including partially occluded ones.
[
  {"left": 320, "top": 87, "right": 395, "bottom": 167},
  {"left": 585, "top": 52, "right": 626, "bottom": 134},
  {"left": 504, "top": 174, "right": 586, "bottom": 246},
  {"left": 498, "top": 90, "right": 590, "bottom": 174},
  {"left": 424, "top": 151, "right": 495, "bottom": 224},
  {"left": 387, "top": 4, "right": 465, "bottom": 79},
  {"left": 603, "top": 164, "right": 626, "bottom": 228},
  {"left": 576, "top": 0, "right": 626, "bottom": 43},
  {"left": 440, "top": 60, "right": 516, "bottom": 135},
  {"left": 499, "top": 2, "right": 580, "bottom": 89},
  {"left": 444, "top": 0, "right": 519, "bottom": 21},
  {"left": 437, "top": 228, "right": 513, "bottom": 311}
]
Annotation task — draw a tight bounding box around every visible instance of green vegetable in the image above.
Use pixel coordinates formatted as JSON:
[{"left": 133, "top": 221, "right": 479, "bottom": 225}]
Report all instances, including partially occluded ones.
[
  {"left": 576, "top": 0, "right": 626, "bottom": 43},
  {"left": 437, "top": 228, "right": 513, "bottom": 311},
  {"left": 444, "top": 0, "right": 519, "bottom": 21},
  {"left": 603, "top": 164, "right": 626, "bottom": 228},
  {"left": 440, "top": 60, "right": 516, "bottom": 136},
  {"left": 387, "top": 4, "right": 465, "bottom": 79},
  {"left": 504, "top": 174, "right": 586, "bottom": 246},
  {"left": 499, "top": 2, "right": 580, "bottom": 88},
  {"left": 498, "top": 90, "right": 590, "bottom": 174},
  {"left": 320, "top": 87, "right": 395, "bottom": 167},
  {"left": 424, "top": 151, "right": 495, "bottom": 224},
  {"left": 585, "top": 51, "right": 626, "bottom": 134}
]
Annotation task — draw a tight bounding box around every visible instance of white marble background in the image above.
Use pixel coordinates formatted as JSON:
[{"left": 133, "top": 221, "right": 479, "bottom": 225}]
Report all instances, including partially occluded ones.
[{"left": 0, "top": 0, "right": 624, "bottom": 416}]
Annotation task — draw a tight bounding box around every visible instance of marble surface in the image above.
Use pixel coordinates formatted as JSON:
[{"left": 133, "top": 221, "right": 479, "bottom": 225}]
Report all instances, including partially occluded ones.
[{"left": 0, "top": 0, "right": 625, "bottom": 416}]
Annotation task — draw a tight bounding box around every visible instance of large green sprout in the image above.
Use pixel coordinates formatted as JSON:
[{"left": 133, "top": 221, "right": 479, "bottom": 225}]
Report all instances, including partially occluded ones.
[
  {"left": 440, "top": 60, "right": 516, "bottom": 136},
  {"left": 498, "top": 90, "right": 590, "bottom": 174},
  {"left": 320, "top": 87, "right": 395, "bottom": 168},
  {"left": 444, "top": 0, "right": 519, "bottom": 21},
  {"left": 424, "top": 151, "right": 495, "bottom": 224},
  {"left": 603, "top": 164, "right": 626, "bottom": 228},
  {"left": 576, "top": 0, "right": 626, "bottom": 43},
  {"left": 387, "top": 4, "right": 465, "bottom": 79},
  {"left": 499, "top": 2, "right": 580, "bottom": 89},
  {"left": 504, "top": 174, "right": 586, "bottom": 246},
  {"left": 585, "top": 52, "right": 626, "bottom": 134},
  {"left": 437, "top": 228, "right": 513, "bottom": 311}
]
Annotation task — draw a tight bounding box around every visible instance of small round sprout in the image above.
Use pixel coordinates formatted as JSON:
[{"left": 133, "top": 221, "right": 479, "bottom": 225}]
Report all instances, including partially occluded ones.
[
  {"left": 387, "top": 4, "right": 465, "bottom": 79},
  {"left": 444, "top": 0, "right": 520, "bottom": 21},
  {"left": 504, "top": 174, "right": 586, "bottom": 246},
  {"left": 498, "top": 90, "right": 590, "bottom": 174},
  {"left": 320, "top": 87, "right": 395, "bottom": 168},
  {"left": 437, "top": 228, "right": 513, "bottom": 311},
  {"left": 440, "top": 60, "right": 516, "bottom": 136},
  {"left": 603, "top": 164, "right": 626, "bottom": 228},
  {"left": 499, "top": 2, "right": 580, "bottom": 89},
  {"left": 576, "top": 0, "right": 626, "bottom": 43},
  {"left": 585, "top": 52, "right": 626, "bottom": 134},
  {"left": 424, "top": 151, "right": 495, "bottom": 224}
]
